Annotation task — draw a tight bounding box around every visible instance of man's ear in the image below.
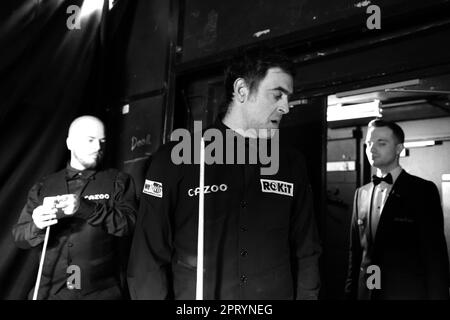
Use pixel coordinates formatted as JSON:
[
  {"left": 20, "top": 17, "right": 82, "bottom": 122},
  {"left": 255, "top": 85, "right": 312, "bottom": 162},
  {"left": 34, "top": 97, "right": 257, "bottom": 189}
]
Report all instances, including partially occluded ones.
[
  {"left": 395, "top": 143, "right": 404, "bottom": 156},
  {"left": 66, "top": 136, "right": 73, "bottom": 151},
  {"left": 233, "top": 78, "right": 248, "bottom": 103}
]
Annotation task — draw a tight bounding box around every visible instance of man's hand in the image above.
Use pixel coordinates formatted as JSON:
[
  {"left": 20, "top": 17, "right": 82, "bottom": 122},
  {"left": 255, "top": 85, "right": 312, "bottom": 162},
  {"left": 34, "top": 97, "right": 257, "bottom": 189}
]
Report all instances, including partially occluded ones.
[
  {"left": 54, "top": 194, "right": 80, "bottom": 216},
  {"left": 32, "top": 205, "right": 58, "bottom": 229}
]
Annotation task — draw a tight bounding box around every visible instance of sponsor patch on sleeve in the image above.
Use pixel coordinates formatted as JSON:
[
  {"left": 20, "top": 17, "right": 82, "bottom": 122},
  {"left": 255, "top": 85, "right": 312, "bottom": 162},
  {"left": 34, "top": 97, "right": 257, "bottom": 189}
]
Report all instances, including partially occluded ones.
[{"left": 143, "top": 179, "right": 163, "bottom": 198}]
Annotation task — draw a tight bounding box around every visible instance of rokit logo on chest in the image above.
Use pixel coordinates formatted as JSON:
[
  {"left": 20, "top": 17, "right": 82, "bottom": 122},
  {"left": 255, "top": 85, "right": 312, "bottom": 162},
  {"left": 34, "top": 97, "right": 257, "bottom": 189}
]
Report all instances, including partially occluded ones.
[
  {"left": 84, "top": 194, "right": 110, "bottom": 200},
  {"left": 260, "top": 179, "right": 293, "bottom": 197}
]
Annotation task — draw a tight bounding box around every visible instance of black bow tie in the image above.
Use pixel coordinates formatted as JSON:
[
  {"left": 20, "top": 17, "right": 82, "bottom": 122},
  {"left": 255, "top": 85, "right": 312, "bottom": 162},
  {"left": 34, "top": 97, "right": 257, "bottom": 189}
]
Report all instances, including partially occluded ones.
[{"left": 372, "top": 173, "right": 393, "bottom": 186}]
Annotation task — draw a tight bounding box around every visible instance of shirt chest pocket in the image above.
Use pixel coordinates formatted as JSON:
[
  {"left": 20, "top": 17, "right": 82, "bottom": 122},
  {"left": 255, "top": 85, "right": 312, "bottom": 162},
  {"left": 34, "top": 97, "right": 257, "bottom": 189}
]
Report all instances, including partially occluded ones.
[{"left": 253, "top": 192, "right": 293, "bottom": 230}]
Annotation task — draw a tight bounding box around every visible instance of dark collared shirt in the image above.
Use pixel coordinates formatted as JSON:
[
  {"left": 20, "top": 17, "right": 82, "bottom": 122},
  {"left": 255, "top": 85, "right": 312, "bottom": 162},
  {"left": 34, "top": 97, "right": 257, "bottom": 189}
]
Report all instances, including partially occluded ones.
[
  {"left": 12, "top": 166, "right": 137, "bottom": 299},
  {"left": 128, "top": 121, "right": 321, "bottom": 300},
  {"left": 66, "top": 165, "right": 95, "bottom": 194}
]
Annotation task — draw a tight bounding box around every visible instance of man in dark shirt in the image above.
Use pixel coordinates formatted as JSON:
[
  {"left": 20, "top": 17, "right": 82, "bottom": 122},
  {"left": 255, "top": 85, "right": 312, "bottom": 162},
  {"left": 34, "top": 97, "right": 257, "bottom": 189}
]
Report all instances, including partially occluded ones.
[
  {"left": 12, "top": 115, "right": 137, "bottom": 300},
  {"left": 127, "top": 47, "right": 321, "bottom": 300}
]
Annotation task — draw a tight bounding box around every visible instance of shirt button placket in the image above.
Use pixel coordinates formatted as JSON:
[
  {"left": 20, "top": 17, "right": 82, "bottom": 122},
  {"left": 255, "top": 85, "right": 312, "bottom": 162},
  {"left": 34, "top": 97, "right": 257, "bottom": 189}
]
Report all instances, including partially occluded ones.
[{"left": 238, "top": 194, "right": 249, "bottom": 296}]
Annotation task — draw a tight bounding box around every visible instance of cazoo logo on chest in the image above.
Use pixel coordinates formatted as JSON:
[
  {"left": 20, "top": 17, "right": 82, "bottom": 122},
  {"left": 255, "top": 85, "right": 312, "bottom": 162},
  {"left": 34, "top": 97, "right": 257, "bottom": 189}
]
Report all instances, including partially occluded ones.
[
  {"left": 84, "top": 194, "right": 110, "bottom": 200},
  {"left": 188, "top": 184, "right": 228, "bottom": 197}
]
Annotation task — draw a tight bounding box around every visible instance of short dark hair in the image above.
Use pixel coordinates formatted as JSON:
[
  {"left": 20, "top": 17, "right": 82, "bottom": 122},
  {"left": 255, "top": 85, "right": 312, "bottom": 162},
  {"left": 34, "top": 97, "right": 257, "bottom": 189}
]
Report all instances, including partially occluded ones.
[
  {"left": 368, "top": 118, "right": 405, "bottom": 144},
  {"left": 223, "top": 46, "right": 295, "bottom": 108}
]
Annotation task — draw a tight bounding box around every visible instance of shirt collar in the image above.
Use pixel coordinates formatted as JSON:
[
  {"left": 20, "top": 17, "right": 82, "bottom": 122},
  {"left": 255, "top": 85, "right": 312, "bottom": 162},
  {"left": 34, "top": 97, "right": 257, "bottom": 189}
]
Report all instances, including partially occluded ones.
[
  {"left": 213, "top": 119, "right": 252, "bottom": 143},
  {"left": 214, "top": 119, "right": 270, "bottom": 145},
  {"left": 382, "top": 166, "right": 403, "bottom": 185},
  {"left": 65, "top": 163, "right": 96, "bottom": 180}
]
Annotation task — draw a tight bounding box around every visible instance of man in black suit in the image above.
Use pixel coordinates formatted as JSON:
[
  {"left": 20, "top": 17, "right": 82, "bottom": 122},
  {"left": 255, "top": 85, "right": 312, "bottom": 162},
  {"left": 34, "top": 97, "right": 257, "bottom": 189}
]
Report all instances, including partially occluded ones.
[{"left": 345, "top": 118, "right": 449, "bottom": 299}]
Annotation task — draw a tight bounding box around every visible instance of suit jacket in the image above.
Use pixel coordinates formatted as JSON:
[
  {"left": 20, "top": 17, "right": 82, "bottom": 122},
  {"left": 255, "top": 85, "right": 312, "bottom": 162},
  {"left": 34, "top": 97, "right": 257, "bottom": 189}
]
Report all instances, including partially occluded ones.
[{"left": 345, "top": 170, "right": 449, "bottom": 299}]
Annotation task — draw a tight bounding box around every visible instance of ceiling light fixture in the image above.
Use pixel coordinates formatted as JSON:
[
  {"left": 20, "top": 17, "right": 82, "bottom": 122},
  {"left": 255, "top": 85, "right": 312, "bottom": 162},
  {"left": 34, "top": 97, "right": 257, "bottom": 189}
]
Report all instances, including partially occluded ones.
[{"left": 327, "top": 99, "right": 382, "bottom": 122}]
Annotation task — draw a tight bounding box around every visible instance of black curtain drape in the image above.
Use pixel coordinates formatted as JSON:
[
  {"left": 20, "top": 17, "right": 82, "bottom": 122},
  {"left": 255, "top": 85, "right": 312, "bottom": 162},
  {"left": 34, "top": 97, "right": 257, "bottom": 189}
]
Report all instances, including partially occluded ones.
[{"left": 0, "top": 0, "right": 114, "bottom": 299}]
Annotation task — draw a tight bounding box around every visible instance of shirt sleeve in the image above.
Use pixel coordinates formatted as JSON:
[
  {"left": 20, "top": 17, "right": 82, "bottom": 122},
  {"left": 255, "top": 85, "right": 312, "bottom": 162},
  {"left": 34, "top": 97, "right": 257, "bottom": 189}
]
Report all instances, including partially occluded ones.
[
  {"left": 344, "top": 189, "right": 362, "bottom": 300},
  {"left": 127, "top": 146, "right": 178, "bottom": 300},
  {"left": 75, "top": 171, "right": 138, "bottom": 237},
  {"left": 418, "top": 181, "right": 450, "bottom": 299},
  {"left": 12, "top": 182, "right": 47, "bottom": 249},
  {"left": 290, "top": 157, "right": 322, "bottom": 300}
]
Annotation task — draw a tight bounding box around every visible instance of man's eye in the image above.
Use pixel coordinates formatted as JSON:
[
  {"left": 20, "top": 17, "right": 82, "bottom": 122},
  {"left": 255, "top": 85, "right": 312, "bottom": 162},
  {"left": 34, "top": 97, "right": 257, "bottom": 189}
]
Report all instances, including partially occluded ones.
[{"left": 274, "top": 93, "right": 282, "bottom": 100}]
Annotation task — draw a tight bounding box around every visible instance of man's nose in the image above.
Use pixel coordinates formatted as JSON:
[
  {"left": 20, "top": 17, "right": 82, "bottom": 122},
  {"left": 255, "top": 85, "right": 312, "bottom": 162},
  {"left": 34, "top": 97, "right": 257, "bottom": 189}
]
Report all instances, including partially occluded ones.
[
  {"left": 277, "top": 97, "right": 290, "bottom": 115},
  {"left": 92, "top": 139, "right": 101, "bottom": 151}
]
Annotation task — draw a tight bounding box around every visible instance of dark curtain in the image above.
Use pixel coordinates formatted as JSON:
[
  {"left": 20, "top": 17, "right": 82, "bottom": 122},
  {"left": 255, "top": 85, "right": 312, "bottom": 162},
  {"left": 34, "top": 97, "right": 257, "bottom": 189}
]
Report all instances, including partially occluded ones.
[{"left": 0, "top": 0, "right": 114, "bottom": 299}]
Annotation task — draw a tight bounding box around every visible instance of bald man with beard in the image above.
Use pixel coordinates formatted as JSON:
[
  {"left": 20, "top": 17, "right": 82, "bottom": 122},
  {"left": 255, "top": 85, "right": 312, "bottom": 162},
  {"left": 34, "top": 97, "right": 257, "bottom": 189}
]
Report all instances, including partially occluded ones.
[{"left": 12, "top": 116, "right": 137, "bottom": 300}]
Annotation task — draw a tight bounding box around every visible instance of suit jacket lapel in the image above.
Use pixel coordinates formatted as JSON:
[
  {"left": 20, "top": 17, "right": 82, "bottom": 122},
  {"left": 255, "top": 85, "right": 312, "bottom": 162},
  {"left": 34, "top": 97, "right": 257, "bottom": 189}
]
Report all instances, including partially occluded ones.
[
  {"left": 357, "top": 184, "right": 375, "bottom": 249},
  {"left": 374, "top": 170, "right": 408, "bottom": 243}
]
